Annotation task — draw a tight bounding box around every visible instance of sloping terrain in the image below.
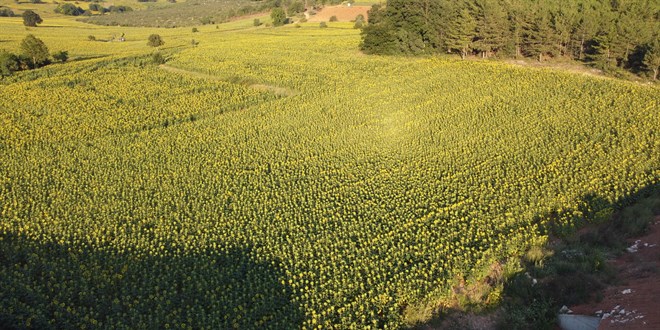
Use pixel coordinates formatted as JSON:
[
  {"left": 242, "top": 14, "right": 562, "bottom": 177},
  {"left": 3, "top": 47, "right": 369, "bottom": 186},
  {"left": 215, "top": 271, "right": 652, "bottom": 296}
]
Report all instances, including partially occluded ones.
[
  {"left": 0, "top": 13, "right": 659, "bottom": 329},
  {"left": 571, "top": 218, "right": 660, "bottom": 329},
  {"left": 81, "top": 0, "right": 268, "bottom": 27}
]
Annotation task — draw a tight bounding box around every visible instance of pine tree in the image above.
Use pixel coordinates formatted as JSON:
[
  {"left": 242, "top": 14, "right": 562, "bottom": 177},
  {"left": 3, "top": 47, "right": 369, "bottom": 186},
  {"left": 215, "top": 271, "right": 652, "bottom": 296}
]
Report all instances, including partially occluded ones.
[
  {"left": 474, "top": 0, "right": 509, "bottom": 58},
  {"left": 445, "top": 7, "right": 477, "bottom": 59},
  {"left": 523, "top": 10, "right": 559, "bottom": 61},
  {"left": 614, "top": 1, "right": 655, "bottom": 68},
  {"left": 571, "top": 2, "right": 600, "bottom": 60},
  {"left": 505, "top": 1, "right": 531, "bottom": 59},
  {"left": 643, "top": 36, "right": 660, "bottom": 80},
  {"left": 588, "top": 26, "right": 618, "bottom": 69},
  {"left": 549, "top": 3, "right": 578, "bottom": 58}
]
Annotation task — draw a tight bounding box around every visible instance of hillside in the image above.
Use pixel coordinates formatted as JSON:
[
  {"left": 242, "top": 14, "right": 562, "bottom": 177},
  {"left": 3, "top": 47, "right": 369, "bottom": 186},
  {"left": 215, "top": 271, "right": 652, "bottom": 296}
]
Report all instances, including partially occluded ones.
[
  {"left": 80, "top": 0, "right": 270, "bottom": 27},
  {"left": 1, "top": 5, "right": 659, "bottom": 329}
]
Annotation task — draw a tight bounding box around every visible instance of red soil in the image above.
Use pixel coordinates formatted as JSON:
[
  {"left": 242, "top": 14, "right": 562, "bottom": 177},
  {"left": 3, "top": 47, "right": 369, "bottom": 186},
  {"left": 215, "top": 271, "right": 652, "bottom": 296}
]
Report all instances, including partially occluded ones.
[{"left": 570, "top": 217, "right": 660, "bottom": 329}]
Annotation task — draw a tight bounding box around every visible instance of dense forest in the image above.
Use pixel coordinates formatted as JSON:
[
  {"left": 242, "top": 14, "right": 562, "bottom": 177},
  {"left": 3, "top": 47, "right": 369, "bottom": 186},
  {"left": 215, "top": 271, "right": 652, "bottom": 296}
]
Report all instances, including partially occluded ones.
[{"left": 361, "top": 0, "right": 660, "bottom": 79}]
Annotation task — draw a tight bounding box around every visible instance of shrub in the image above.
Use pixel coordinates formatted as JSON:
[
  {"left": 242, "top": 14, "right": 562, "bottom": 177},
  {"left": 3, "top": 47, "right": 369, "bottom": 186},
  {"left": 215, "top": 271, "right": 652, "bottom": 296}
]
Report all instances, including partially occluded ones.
[
  {"left": 271, "top": 7, "right": 286, "bottom": 27},
  {"left": 52, "top": 50, "right": 69, "bottom": 63},
  {"left": 253, "top": 18, "right": 261, "bottom": 26},
  {"left": 319, "top": 21, "right": 327, "bottom": 28},
  {"left": 151, "top": 52, "right": 165, "bottom": 64},
  {"left": 0, "top": 50, "right": 19, "bottom": 76},
  {"left": 329, "top": 15, "right": 338, "bottom": 22},
  {"left": 200, "top": 16, "right": 213, "bottom": 25},
  {"left": 108, "top": 5, "right": 132, "bottom": 13},
  {"left": 88, "top": 3, "right": 106, "bottom": 13},
  {"left": 20, "top": 34, "right": 49, "bottom": 68},
  {"left": 192, "top": 27, "right": 199, "bottom": 33},
  {"left": 0, "top": 7, "right": 14, "bottom": 17},
  {"left": 22, "top": 10, "right": 42, "bottom": 27},
  {"left": 354, "top": 14, "right": 365, "bottom": 29},
  {"left": 288, "top": 1, "right": 304, "bottom": 14},
  {"left": 147, "top": 34, "right": 164, "bottom": 48},
  {"left": 55, "top": 3, "right": 84, "bottom": 16}
]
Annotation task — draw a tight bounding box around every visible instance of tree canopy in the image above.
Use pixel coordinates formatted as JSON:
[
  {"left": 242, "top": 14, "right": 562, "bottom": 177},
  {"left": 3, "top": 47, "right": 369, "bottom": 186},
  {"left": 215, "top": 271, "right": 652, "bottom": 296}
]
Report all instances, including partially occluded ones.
[
  {"left": 22, "top": 10, "right": 42, "bottom": 27},
  {"left": 360, "top": 0, "right": 660, "bottom": 79},
  {"left": 147, "top": 34, "right": 165, "bottom": 48},
  {"left": 271, "top": 7, "right": 286, "bottom": 27},
  {"left": 55, "top": 3, "right": 85, "bottom": 16},
  {"left": 0, "top": 7, "right": 15, "bottom": 17},
  {"left": 20, "top": 34, "right": 49, "bottom": 68},
  {"left": 0, "top": 50, "right": 19, "bottom": 76}
]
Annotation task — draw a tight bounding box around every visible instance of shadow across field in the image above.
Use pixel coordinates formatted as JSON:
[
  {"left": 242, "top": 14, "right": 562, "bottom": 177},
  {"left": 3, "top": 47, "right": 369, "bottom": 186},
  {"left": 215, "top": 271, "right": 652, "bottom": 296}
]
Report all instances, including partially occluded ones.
[
  {"left": 412, "top": 182, "right": 660, "bottom": 329},
  {"left": 498, "top": 182, "right": 660, "bottom": 329},
  {"left": 0, "top": 233, "right": 302, "bottom": 329}
]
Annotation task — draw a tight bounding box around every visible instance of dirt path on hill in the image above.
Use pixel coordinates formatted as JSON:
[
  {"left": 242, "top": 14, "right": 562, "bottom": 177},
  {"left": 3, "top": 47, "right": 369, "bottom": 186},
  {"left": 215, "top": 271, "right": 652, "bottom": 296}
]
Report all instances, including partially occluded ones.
[
  {"left": 159, "top": 64, "right": 297, "bottom": 96},
  {"left": 570, "top": 217, "right": 660, "bottom": 329}
]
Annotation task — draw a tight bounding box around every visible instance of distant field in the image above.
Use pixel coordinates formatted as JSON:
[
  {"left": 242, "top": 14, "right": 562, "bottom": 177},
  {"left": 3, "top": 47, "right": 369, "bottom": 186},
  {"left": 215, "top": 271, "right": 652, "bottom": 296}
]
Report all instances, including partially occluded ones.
[
  {"left": 1, "top": 13, "right": 659, "bottom": 330},
  {"left": 0, "top": 0, "right": 156, "bottom": 17},
  {"left": 81, "top": 0, "right": 268, "bottom": 27}
]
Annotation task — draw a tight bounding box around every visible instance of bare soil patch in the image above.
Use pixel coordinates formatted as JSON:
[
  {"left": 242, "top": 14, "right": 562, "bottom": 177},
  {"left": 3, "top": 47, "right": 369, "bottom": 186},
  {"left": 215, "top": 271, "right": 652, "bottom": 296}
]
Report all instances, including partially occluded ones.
[
  {"left": 570, "top": 217, "right": 660, "bottom": 329},
  {"left": 306, "top": 5, "right": 369, "bottom": 22}
]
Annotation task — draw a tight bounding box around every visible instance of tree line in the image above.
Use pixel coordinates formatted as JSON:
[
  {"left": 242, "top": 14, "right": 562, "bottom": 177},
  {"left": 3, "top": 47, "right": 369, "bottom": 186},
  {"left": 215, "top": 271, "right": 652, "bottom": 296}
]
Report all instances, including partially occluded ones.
[{"left": 360, "top": 0, "right": 660, "bottom": 80}]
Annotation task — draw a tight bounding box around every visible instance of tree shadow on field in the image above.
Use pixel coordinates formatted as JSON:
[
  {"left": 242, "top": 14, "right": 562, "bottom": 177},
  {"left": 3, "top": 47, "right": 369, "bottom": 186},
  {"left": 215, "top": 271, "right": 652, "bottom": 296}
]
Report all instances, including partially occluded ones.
[
  {"left": 0, "top": 234, "right": 303, "bottom": 329},
  {"left": 410, "top": 182, "right": 660, "bottom": 330},
  {"left": 497, "top": 182, "right": 660, "bottom": 329}
]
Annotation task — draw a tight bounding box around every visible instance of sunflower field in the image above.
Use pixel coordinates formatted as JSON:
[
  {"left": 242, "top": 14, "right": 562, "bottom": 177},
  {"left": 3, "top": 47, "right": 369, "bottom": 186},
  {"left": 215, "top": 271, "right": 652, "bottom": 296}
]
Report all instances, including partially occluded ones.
[{"left": 0, "top": 18, "right": 659, "bottom": 329}]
